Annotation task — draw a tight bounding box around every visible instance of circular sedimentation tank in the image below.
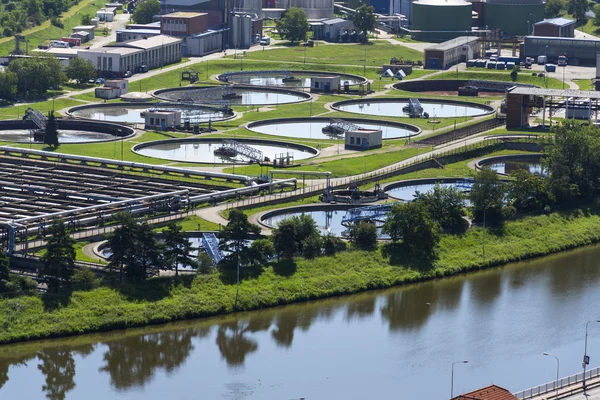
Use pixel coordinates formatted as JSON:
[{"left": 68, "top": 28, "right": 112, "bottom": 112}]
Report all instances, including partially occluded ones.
[
  {"left": 483, "top": 0, "right": 545, "bottom": 37},
  {"left": 476, "top": 154, "right": 546, "bottom": 176},
  {"left": 153, "top": 86, "right": 311, "bottom": 106},
  {"left": 217, "top": 70, "right": 367, "bottom": 88},
  {"left": 384, "top": 178, "right": 472, "bottom": 201},
  {"left": 331, "top": 98, "right": 494, "bottom": 118},
  {"left": 68, "top": 103, "right": 234, "bottom": 124},
  {"left": 393, "top": 80, "right": 538, "bottom": 96},
  {"left": 133, "top": 138, "right": 319, "bottom": 164},
  {"left": 246, "top": 117, "right": 421, "bottom": 140},
  {"left": 261, "top": 205, "right": 357, "bottom": 237},
  {"left": 411, "top": 0, "right": 472, "bottom": 40},
  {"left": 0, "top": 119, "right": 134, "bottom": 143}
]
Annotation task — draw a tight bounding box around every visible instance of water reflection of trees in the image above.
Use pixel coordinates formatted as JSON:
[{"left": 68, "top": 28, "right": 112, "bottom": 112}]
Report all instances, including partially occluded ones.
[
  {"left": 37, "top": 344, "right": 94, "bottom": 400},
  {"left": 100, "top": 329, "right": 201, "bottom": 390},
  {"left": 216, "top": 315, "right": 272, "bottom": 366}
]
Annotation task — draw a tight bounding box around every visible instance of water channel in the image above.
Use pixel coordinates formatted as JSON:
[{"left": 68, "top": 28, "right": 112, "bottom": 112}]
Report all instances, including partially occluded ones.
[{"left": 2, "top": 244, "right": 600, "bottom": 399}]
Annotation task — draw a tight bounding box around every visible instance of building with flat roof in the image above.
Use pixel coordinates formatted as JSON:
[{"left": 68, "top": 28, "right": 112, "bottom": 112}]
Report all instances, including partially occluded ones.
[
  {"left": 95, "top": 79, "right": 129, "bottom": 99},
  {"left": 533, "top": 17, "right": 575, "bottom": 37},
  {"left": 424, "top": 36, "right": 480, "bottom": 69},
  {"left": 145, "top": 109, "right": 181, "bottom": 130},
  {"left": 116, "top": 29, "right": 161, "bottom": 42},
  {"left": 161, "top": 12, "right": 209, "bottom": 35},
  {"left": 72, "top": 26, "right": 95, "bottom": 40},
  {"left": 310, "top": 75, "right": 340, "bottom": 93},
  {"left": 345, "top": 128, "right": 382, "bottom": 150},
  {"left": 522, "top": 36, "right": 600, "bottom": 65}
]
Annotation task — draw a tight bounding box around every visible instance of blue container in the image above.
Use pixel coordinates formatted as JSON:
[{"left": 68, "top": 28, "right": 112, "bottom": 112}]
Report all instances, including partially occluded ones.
[{"left": 545, "top": 63, "right": 556, "bottom": 72}]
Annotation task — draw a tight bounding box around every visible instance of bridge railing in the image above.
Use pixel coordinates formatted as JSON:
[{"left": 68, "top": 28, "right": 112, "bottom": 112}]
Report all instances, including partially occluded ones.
[{"left": 513, "top": 366, "right": 600, "bottom": 399}]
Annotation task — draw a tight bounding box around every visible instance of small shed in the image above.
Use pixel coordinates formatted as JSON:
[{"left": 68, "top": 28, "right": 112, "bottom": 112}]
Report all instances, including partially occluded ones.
[
  {"left": 310, "top": 75, "right": 340, "bottom": 93},
  {"left": 72, "top": 25, "right": 95, "bottom": 40},
  {"left": 95, "top": 79, "right": 129, "bottom": 99},
  {"left": 145, "top": 109, "right": 181, "bottom": 130},
  {"left": 533, "top": 18, "right": 575, "bottom": 38},
  {"left": 344, "top": 128, "right": 382, "bottom": 151},
  {"left": 96, "top": 9, "right": 115, "bottom": 22},
  {"left": 71, "top": 31, "right": 90, "bottom": 43}
]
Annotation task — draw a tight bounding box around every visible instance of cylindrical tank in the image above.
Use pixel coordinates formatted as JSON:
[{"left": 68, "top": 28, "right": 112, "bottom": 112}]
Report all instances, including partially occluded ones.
[
  {"left": 275, "top": 0, "right": 334, "bottom": 19},
  {"left": 483, "top": 0, "right": 544, "bottom": 37},
  {"left": 411, "top": 0, "right": 472, "bottom": 40}
]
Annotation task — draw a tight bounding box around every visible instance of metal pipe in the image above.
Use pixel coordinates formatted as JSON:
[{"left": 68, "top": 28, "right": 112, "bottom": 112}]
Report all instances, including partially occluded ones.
[
  {"left": 188, "top": 178, "right": 297, "bottom": 202},
  {"left": 0, "top": 146, "right": 253, "bottom": 183}
]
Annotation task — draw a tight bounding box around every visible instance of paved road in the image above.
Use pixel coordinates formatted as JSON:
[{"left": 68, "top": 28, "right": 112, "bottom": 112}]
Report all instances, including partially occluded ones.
[{"left": 89, "top": 12, "right": 131, "bottom": 49}]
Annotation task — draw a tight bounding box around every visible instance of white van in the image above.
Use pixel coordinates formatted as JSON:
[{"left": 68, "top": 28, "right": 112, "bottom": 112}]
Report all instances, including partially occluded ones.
[
  {"left": 51, "top": 40, "right": 69, "bottom": 48},
  {"left": 259, "top": 36, "right": 271, "bottom": 46}
]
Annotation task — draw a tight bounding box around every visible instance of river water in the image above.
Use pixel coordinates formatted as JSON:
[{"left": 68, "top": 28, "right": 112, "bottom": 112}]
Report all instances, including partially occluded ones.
[{"left": 2, "top": 244, "right": 600, "bottom": 400}]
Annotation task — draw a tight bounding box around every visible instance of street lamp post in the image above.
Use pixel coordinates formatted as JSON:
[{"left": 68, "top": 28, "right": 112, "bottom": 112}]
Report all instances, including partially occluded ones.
[
  {"left": 529, "top": 13, "right": 536, "bottom": 35},
  {"left": 543, "top": 352, "right": 559, "bottom": 397},
  {"left": 583, "top": 320, "right": 600, "bottom": 391},
  {"left": 451, "top": 360, "right": 469, "bottom": 398}
]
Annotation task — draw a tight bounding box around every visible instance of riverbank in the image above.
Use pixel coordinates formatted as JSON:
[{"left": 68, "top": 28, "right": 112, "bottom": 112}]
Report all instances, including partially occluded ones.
[{"left": 2, "top": 207, "right": 600, "bottom": 344}]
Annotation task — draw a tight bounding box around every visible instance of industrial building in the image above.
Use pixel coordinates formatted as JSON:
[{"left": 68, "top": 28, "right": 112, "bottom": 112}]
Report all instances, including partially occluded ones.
[
  {"left": 522, "top": 36, "right": 600, "bottom": 66},
  {"left": 481, "top": 0, "right": 544, "bottom": 37},
  {"left": 145, "top": 109, "right": 182, "bottom": 130},
  {"left": 95, "top": 79, "right": 129, "bottom": 99},
  {"left": 116, "top": 29, "right": 161, "bottom": 42},
  {"left": 160, "top": 12, "right": 209, "bottom": 35},
  {"left": 345, "top": 128, "right": 382, "bottom": 151},
  {"left": 533, "top": 17, "right": 575, "bottom": 38},
  {"left": 310, "top": 75, "right": 340, "bottom": 93},
  {"left": 424, "top": 36, "right": 480, "bottom": 69},
  {"left": 77, "top": 35, "right": 182, "bottom": 78},
  {"left": 96, "top": 7, "right": 116, "bottom": 22},
  {"left": 229, "top": 13, "right": 263, "bottom": 49},
  {"left": 72, "top": 25, "right": 96, "bottom": 40}
]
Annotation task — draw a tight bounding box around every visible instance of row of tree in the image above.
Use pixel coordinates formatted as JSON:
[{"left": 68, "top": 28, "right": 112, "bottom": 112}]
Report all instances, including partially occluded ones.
[{"left": 0, "top": 0, "right": 79, "bottom": 37}]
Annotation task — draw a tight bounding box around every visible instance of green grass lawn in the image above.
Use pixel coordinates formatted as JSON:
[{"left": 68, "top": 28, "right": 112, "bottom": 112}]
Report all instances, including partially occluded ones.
[
  {"left": 430, "top": 71, "right": 564, "bottom": 89},
  {"left": 0, "top": 98, "right": 86, "bottom": 120},
  {"left": 238, "top": 41, "right": 423, "bottom": 69},
  {"left": 575, "top": 78, "right": 595, "bottom": 91},
  {"left": 0, "top": 0, "right": 106, "bottom": 55},
  {"left": 3, "top": 206, "right": 600, "bottom": 344}
]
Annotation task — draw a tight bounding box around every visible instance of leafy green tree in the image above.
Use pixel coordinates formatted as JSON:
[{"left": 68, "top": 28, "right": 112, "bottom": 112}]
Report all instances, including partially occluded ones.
[
  {"left": 271, "top": 218, "right": 297, "bottom": 260},
  {"left": 71, "top": 267, "right": 99, "bottom": 290},
  {"left": 414, "top": 184, "right": 466, "bottom": 233},
  {"left": 130, "top": 222, "right": 161, "bottom": 280},
  {"left": 595, "top": 4, "right": 600, "bottom": 26},
  {"left": 0, "top": 70, "right": 17, "bottom": 101},
  {"left": 546, "top": 0, "right": 565, "bottom": 17},
  {"left": 132, "top": 0, "right": 160, "bottom": 24},
  {"left": 0, "top": 251, "right": 9, "bottom": 290},
  {"left": 382, "top": 202, "right": 439, "bottom": 261},
  {"left": 7, "top": 56, "right": 66, "bottom": 98},
  {"left": 39, "top": 219, "right": 75, "bottom": 290},
  {"left": 163, "top": 222, "right": 197, "bottom": 277},
  {"left": 218, "top": 209, "right": 260, "bottom": 267},
  {"left": 243, "top": 238, "right": 275, "bottom": 267},
  {"left": 568, "top": 0, "right": 587, "bottom": 22},
  {"left": 44, "top": 111, "right": 59, "bottom": 147},
  {"left": 545, "top": 123, "right": 600, "bottom": 202},
  {"left": 352, "top": 4, "right": 376, "bottom": 43},
  {"left": 65, "top": 57, "right": 96, "bottom": 85},
  {"left": 80, "top": 13, "right": 92, "bottom": 25},
  {"left": 507, "top": 168, "right": 553, "bottom": 212},
  {"left": 346, "top": 221, "right": 378, "bottom": 251},
  {"left": 107, "top": 212, "right": 138, "bottom": 282},
  {"left": 322, "top": 233, "right": 346, "bottom": 255},
  {"left": 301, "top": 233, "right": 321, "bottom": 259},
  {"left": 510, "top": 66, "right": 519, "bottom": 82},
  {"left": 470, "top": 168, "right": 505, "bottom": 224},
  {"left": 197, "top": 252, "right": 213, "bottom": 274},
  {"left": 275, "top": 7, "right": 309, "bottom": 43}
]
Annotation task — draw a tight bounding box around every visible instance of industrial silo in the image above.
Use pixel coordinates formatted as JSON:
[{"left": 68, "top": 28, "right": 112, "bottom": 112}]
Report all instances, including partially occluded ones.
[
  {"left": 411, "top": 0, "right": 472, "bottom": 41},
  {"left": 275, "top": 0, "right": 334, "bottom": 19},
  {"left": 483, "top": 0, "right": 544, "bottom": 37}
]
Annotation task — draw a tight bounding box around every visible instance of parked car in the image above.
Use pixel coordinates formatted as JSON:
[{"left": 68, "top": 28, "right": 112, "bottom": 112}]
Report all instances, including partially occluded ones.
[
  {"left": 95, "top": 78, "right": 105, "bottom": 84},
  {"left": 123, "top": 70, "right": 132, "bottom": 78}
]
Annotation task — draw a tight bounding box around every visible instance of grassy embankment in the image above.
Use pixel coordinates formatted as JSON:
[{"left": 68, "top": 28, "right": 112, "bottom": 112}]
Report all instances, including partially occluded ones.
[
  {"left": 2, "top": 207, "right": 600, "bottom": 344},
  {"left": 430, "top": 71, "right": 564, "bottom": 89},
  {"left": 0, "top": 0, "right": 106, "bottom": 55},
  {"left": 575, "top": 79, "right": 594, "bottom": 91}
]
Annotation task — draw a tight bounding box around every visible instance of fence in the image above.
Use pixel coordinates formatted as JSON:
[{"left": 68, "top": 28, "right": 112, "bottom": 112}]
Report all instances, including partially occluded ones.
[
  {"left": 418, "top": 117, "right": 505, "bottom": 147},
  {"left": 513, "top": 366, "right": 600, "bottom": 399}
]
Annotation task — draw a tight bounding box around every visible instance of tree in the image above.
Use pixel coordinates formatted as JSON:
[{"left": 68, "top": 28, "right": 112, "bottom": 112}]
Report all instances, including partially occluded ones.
[
  {"left": 39, "top": 219, "right": 75, "bottom": 290},
  {"left": 218, "top": 209, "right": 260, "bottom": 267},
  {"left": 163, "top": 222, "right": 197, "bottom": 277},
  {"left": 301, "top": 233, "right": 321, "bottom": 259},
  {"left": 80, "top": 13, "right": 92, "bottom": 25},
  {"left": 382, "top": 202, "right": 439, "bottom": 261},
  {"left": 197, "top": 252, "right": 213, "bottom": 275},
  {"left": 130, "top": 222, "right": 161, "bottom": 280},
  {"left": 507, "top": 168, "right": 552, "bottom": 212},
  {"left": 44, "top": 111, "right": 59, "bottom": 147},
  {"left": 322, "top": 233, "right": 346, "bottom": 255},
  {"left": 352, "top": 4, "right": 376, "bottom": 43},
  {"left": 414, "top": 184, "right": 466, "bottom": 233},
  {"left": 346, "top": 221, "right": 378, "bottom": 251},
  {"left": 107, "top": 212, "right": 138, "bottom": 282},
  {"left": 243, "top": 239, "right": 275, "bottom": 267},
  {"left": 510, "top": 65, "right": 519, "bottom": 82},
  {"left": 0, "top": 70, "right": 17, "bottom": 101},
  {"left": 568, "top": 0, "right": 587, "bottom": 22},
  {"left": 132, "top": 0, "right": 160, "bottom": 24},
  {"left": 0, "top": 251, "right": 9, "bottom": 290},
  {"left": 65, "top": 57, "right": 96, "bottom": 85},
  {"left": 545, "top": 0, "right": 565, "bottom": 17},
  {"left": 595, "top": 4, "right": 600, "bottom": 26},
  {"left": 270, "top": 214, "right": 319, "bottom": 259},
  {"left": 469, "top": 168, "right": 506, "bottom": 224},
  {"left": 71, "top": 267, "right": 99, "bottom": 290},
  {"left": 275, "top": 7, "right": 309, "bottom": 43},
  {"left": 7, "top": 57, "right": 66, "bottom": 98}
]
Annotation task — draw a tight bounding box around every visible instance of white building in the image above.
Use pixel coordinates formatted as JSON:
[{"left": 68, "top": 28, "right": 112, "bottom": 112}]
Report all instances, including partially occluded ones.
[
  {"left": 145, "top": 110, "right": 181, "bottom": 130},
  {"left": 95, "top": 79, "right": 129, "bottom": 99},
  {"left": 344, "top": 128, "right": 382, "bottom": 151},
  {"left": 72, "top": 25, "right": 96, "bottom": 40},
  {"left": 310, "top": 75, "right": 340, "bottom": 93},
  {"left": 77, "top": 35, "right": 182, "bottom": 78},
  {"left": 116, "top": 29, "right": 161, "bottom": 42}
]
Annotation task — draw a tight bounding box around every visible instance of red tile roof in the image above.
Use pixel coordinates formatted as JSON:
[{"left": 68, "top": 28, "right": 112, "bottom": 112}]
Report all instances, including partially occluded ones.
[{"left": 452, "top": 385, "right": 519, "bottom": 400}]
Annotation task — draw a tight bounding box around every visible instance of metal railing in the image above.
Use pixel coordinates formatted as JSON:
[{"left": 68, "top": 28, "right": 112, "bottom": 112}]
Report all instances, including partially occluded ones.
[{"left": 514, "top": 366, "right": 600, "bottom": 399}]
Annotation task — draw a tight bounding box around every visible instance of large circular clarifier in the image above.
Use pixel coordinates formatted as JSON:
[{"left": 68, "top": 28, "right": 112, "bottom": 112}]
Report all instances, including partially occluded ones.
[
  {"left": 0, "top": 129, "right": 117, "bottom": 143},
  {"left": 478, "top": 155, "right": 546, "bottom": 176},
  {"left": 154, "top": 86, "right": 310, "bottom": 106},
  {"left": 247, "top": 117, "right": 420, "bottom": 140},
  {"left": 332, "top": 98, "right": 494, "bottom": 118},
  {"left": 69, "top": 103, "right": 232, "bottom": 124},
  {"left": 262, "top": 208, "right": 350, "bottom": 236},
  {"left": 218, "top": 70, "right": 366, "bottom": 87},
  {"left": 133, "top": 138, "right": 318, "bottom": 164}
]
